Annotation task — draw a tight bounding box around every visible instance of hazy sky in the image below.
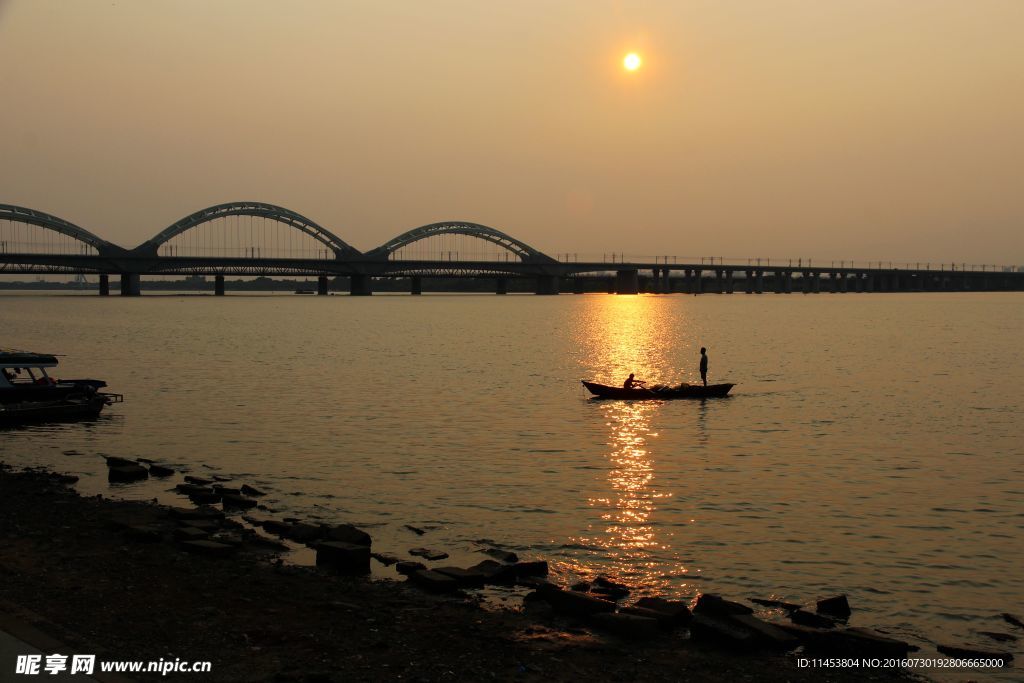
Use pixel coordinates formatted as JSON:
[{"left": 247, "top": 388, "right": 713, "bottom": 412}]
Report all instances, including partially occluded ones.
[{"left": 1, "top": 0, "right": 1022, "bottom": 264}]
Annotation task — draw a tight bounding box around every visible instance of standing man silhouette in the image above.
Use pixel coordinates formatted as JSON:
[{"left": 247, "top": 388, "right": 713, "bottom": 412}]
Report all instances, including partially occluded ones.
[{"left": 699, "top": 347, "right": 709, "bottom": 386}]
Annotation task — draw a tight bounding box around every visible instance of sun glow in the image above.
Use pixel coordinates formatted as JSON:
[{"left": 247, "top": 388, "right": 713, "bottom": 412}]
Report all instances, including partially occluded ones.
[{"left": 623, "top": 53, "right": 642, "bottom": 71}]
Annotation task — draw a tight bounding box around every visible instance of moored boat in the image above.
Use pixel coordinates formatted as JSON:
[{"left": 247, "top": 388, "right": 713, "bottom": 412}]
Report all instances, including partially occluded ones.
[
  {"left": 0, "top": 350, "right": 123, "bottom": 423},
  {"left": 581, "top": 380, "right": 734, "bottom": 400}
]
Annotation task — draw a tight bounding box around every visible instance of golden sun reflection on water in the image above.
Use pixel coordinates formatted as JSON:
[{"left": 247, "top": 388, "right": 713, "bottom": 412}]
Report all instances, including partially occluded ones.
[{"left": 570, "top": 295, "right": 699, "bottom": 593}]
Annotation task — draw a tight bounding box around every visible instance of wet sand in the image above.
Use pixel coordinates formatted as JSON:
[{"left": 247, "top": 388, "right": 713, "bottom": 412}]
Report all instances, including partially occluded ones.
[{"left": 0, "top": 464, "right": 898, "bottom": 682}]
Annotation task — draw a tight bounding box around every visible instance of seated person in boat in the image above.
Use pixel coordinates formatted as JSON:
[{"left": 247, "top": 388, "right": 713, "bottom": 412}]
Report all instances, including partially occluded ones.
[{"left": 623, "top": 373, "right": 646, "bottom": 389}]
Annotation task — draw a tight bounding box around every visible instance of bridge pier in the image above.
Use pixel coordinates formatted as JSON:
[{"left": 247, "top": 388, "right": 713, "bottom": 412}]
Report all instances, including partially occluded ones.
[
  {"left": 98, "top": 274, "right": 109, "bottom": 296},
  {"left": 572, "top": 278, "right": 585, "bottom": 294},
  {"left": 784, "top": 271, "right": 793, "bottom": 293},
  {"left": 496, "top": 277, "right": 508, "bottom": 295},
  {"left": 663, "top": 268, "right": 672, "bottom": 293},
  {"left": 650, "top": 269, "right": 662, "bottom": 294},
  {"left": 535, "top": 274, "right": 559, "bottom": 295},
  {"left": 744, "top": 270, "right": 753, "bottom": 294},
  {"left": 409, "top": 276, "right": 422, "bottom": 295},
  {"left": 693, "top": 270, "right": 703, "bottom": 294},
  {"left": 606, "top": 277, "right": 615, "bottom": 294},
  {"left": 120, "top": 273, "right": 140, "bottom": 296},
  {"left": 214, "top": 275, "right": 225, "bottom": 296},
  {"left": 350, "top": 274, "right": 372, "bottom": 296},
  {"left": 615, "top": 269, "right": 639, "bottom": 295},
  {"left": 812, "top": 271, "right": 821, "bottom": 293},
  {"left": 714, "top": 269, "right": 724, "bottom": 293},
  {"left": 319, "top": 276, "right": 330, "bottom": 295},
  {"left": 725, "top": 270, "right": 734, "bottom": 293},
  {"left": 755, "top": 270, "right": 764, "bottom": 294}
]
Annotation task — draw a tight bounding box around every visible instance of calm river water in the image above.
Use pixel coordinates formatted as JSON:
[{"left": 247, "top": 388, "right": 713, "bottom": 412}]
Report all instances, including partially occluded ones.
[{"left": 3, "top": 291, "right": 1022, "bottom": 676}]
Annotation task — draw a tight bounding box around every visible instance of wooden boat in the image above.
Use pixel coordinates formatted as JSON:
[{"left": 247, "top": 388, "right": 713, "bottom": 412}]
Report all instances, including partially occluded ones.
[{"left": 581, "top": 380, "right": 734, "bottom": 400}]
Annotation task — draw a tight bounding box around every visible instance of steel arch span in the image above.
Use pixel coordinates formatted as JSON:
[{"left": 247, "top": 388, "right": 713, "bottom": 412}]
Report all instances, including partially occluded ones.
[
  {"left": 135, "top": 202, "right": 361, "bottom": 257},
  {"left": 0, "top": 204, "right": 115, "bottom": 254},
  {"left": 366, "top": 222, "right": 555, "bottom": 263}
]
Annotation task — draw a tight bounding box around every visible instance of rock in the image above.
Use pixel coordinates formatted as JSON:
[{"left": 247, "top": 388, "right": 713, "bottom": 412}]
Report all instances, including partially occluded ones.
[
  {"left": 512, "top": 560, "right": 548, "bottom": 577},
  {"left": 324, "top": 524, "right": 371, "bottom": 547},
  {"left": 408, "top": 569, "right": 459, "bottom": 593},
  {"left": 104, "top": 456, "right": 136, "bottom": 468},
  {"left": 433, "top": 566, "right": 488, "bottom": 588},
  {"left": 633, "top": 597, "right": 692, "bottom": 626},
  {"left": 212, "top": 474, "right": 232, "bottom": 482},
  {"left": 221, "top": 494, "right": 258, "bottom": 510},
  {"left": 212, "top": 485, "right": 241, "bottom": 495},
  {"left": 619, "top": 605, "right": 678, "bottom": 628},
  {"left": 260, "top": 519, "right": 294, "bottom": 536},
  {"left": 789, "top": 609, "right": 838, "bottom": 629},
  {"left": 937, "top": 644, "right": 1013, "bottom": 663},
  {"left": 516, "top": 576, "right": 559, "bottom": 591},
  {"left": 124, "top": 525, "right": 162, "bottom": 542},
  {"left": 409, "top": 548, "right": 448, "bottom": 561},
  {"left": 541, "top": 588, "right": 616, "bottom": 617},
  {"left": 283, "top": 523, "right": 324, "bottom": 544},
  {"left": 147, "top": 464, "right": 175, "bottom": 477},
  {"left": 729, "top": 614, "right": 800, "bottom": 650},
  {"left": 184, "top": 475, "right": 213, "bottom": 485},
  {"left": 979, "top": 631, "right": 1017, "bottom": 643},
  {"left": 108, "top": 464, "right": 149, "bottom": 483},
  {"left": 179, "top": 518, "right": 220, "bottom": 532},
  {"left": 395, "top": 561, "right": 426, "bottom": 576},
  {"left": 690, "top": 614, "right": 755, "bottom": 648},
  {"left": 314, "top": 541, "right": 370, "bottom": 574},
  {"left": 484, "top": 548, "right": 518, "bottom": 563},
  {"left": 694, "top": 594, "right": 753, "bottom": 616},
  {"left": 55, "top": 474, "right": 79, "bottom": 485},
  {"left": 210, "top": 532, "right": 244, "bottom": 547},
  {"left": 180, "top": 540, "right": 234, "bottom": 558},
  {"left": 174, "top": 526, "right": 209, "bottom": 541},
  {"left": 816, "top": 594, "right": 851, "bottom": 619},
  {"left": 404, "top": 524, "right": 426, "bottom": 535},
  {"left": 1002, "top": 612, "right": 1024, "bottom": 630},
  {"left": 370, "top": 553, "right": 401, "bottom": 566},
  {"left": 750, "top": 598, "right": 801, "bottom": 611},
  {"left": 240, "top": 484, "right": 264, "bottom": 497},
  {"left": 592, "top": 576, "right": 630, "bottom": 600},
  {"left": 175, "top": 484, "right": 221, "bottom": 504},
  {"left": 590, "top": 612, "right": 661, "bottom": 639},
  {"left": 465, "top": 559, "right": 515, "bottom": 584},
  {"left": 571, "top": 582, "right": 591, "bottom": 592}
]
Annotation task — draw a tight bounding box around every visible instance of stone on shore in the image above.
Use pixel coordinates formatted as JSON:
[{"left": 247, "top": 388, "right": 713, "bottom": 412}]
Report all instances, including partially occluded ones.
[
  {"left": 404, "top": 524, "right": 426, "bottom": 535},
  {"left": 591, "top": 576, "right": 630, "bottom": 600},
  {"left": 776, "top": 623, "right": 913, "bottom": 658},
  {"left": 221, "top": 494, "right": 258, "bottom": 510},
  {"left": 408, "top": 569, "right": 460, "bottom": 593},
  {"left": 937, "top": 644, "right": 1013, "bottom": 663},
  {"left": 690, "top": 614, "right": 754, "bottom": 648},
  {"left": 590, "top": 612, "right": 661, "bottom": 639},
  {"left": 371, "top": 553, "right": 401, "bottom": 566},
  {"left": 103, "top": 456, "right": 136, "bottom": 468},
  {"left": 979, "top": 631, "right": 1017, "bottom": 643},
  {"left": 180, "top": 539, "right": 235, "bottom": 558},
  {"left": 314, "top": 541, "right": 371, "bottom": 575},
  {"left": 175, "top": 526, "right": 209, "bottom": 541},
  {"left": 816, "top": 594, "right": 851, "bottom": 619},
  {"left": 259, "top": 519, "right": 294, "bottom": 537},
  {"left": 789, "top": 609, "right": 837, "bottom": 629},
  {"left": 240, "top": 484, "right": 264, "bottom": 497},
  {"left": 540, "top": 587, "right": 616, "bottom": 617},
  {"left": 184, "top": 475, "right": 213, "bottom": 485},
  {"left": 409, "top": 548, "right": 448, "bottom": 561},
  {"left": 395, "top": 561, "right": 426, "bottom": 576},
  {"left": 693, "top": 594, "right": 753, "bottom": 616},
  {"left": 750, "top": 598, "right": 802, "bottom": 611},
  {"left": 124, "top": 524, "right": 162, "bottom": 542},
  {"left": 108, "top": 464, "right": 149, "bottom": 483},
  {"left": 147, "top": 464, "right": 175, "bottom": 477},
  {"left": 512, "top": 560, "right": 548, "bottom": 577},
  {"left": 433, "top": 566, "right": 488, "bottom": 588},
  {"left": 483, "top": 548, "right": 518, "bottom": 563},
  {"left": 213, "top": 485, "right": 241, "bottom": 495},
  {"left": 175, "top": 484, "right": 221, "bottom": 504},
  {"left": 324, "top": 524, "right": 371, "bottom": 547},
  {"left": 169, "top": 505, "right": 224, "bottom": 521},
  {"left": 729, "top": 614, "right": 800, "bottom": 650},
  {"left": 633, "top": 597, "right": 692, "bottom": 626}
]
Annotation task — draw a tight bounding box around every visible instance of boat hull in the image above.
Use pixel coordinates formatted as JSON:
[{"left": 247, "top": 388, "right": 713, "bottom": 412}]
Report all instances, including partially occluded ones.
[
  {"left": 0, "top": 396, "right": 111, "bottom": 424},
  {"left": 581, "top": 380, "right": 734, "bottom": 400}
]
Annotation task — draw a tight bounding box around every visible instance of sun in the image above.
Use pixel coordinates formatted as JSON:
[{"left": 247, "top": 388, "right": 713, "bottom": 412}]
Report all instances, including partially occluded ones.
[{"left": 623, "top": 53, "right": 642, "bottom": 71}]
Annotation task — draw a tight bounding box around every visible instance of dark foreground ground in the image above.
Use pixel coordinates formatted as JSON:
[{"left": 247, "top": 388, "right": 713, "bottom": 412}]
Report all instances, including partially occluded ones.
[{"left": 0, "top": 465, "right": 905, "bottom": 682}]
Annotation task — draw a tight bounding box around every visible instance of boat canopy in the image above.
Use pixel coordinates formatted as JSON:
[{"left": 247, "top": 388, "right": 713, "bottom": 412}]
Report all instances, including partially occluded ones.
[{"left": 0, "top": 350, "right": 59, "bottom": 367}]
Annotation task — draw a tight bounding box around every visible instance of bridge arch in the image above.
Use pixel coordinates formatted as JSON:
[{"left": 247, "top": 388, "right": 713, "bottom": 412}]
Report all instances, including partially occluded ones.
[
  {"left": 0, "top": 204, "right": 115, "bottom": 255},
  {"left": 366, "top": 222, "right": 554, "bottom": 263},
  {"left": 136, "top": 202, "right": 360, "bottom": 258}
]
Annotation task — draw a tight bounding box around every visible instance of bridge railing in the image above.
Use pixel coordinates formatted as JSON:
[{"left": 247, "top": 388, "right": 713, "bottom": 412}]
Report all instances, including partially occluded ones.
[{"left": 548, "top": 253, "right": 1019, "bottom": 272}]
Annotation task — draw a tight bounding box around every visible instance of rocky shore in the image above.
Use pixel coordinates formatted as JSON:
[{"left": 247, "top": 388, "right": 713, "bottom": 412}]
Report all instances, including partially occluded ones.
[{"left": 0, "top": 461, "right": 975, "bottom": 681}]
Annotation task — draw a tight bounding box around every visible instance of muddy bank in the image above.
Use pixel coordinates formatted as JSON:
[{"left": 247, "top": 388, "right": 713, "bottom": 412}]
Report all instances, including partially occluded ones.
[{"left": 0, "top": 464, "right": 901, "bottom": 682}]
